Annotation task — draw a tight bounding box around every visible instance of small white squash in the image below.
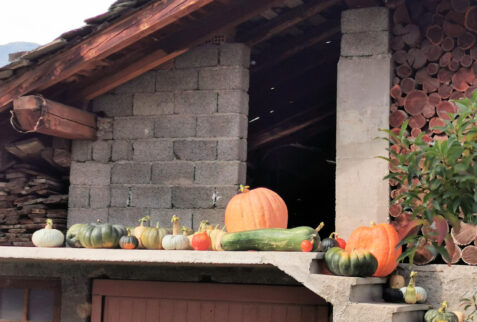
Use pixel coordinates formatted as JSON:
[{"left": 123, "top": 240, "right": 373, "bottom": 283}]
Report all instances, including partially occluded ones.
[
  {"left": 162, "top": 215, "right": 191, "bottom": 250},
  {"left": 32, "top": 219, "right": 64, "bottom": 247},
  {"left": 400, "top": 286, "right": 427, "bottom": 303}
]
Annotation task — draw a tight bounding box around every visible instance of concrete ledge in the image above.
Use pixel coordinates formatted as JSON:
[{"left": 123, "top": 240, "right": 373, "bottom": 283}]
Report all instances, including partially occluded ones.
[{"left": 0, "top": 246, "right": 322, "bottom": 266}]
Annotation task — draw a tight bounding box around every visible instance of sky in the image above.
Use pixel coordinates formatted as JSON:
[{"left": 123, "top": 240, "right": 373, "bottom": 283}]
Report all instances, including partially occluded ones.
[{"left": 0, "top": 0, "right": 114, "bottom": 46}]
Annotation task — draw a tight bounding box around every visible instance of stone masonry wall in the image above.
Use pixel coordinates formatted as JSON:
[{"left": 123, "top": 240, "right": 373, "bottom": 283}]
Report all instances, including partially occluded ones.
[{"left": 68, "top": 43, "right": 250, "bottom": 229}]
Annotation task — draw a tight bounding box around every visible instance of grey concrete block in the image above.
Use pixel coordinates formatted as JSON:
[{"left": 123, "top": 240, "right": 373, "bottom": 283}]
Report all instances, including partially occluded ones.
[
  {"left": 113, "top": 71, "right": 156, "bottom": 93},
  {"left": 134, "top": 92, "right": 174, "bottom": 115},
  {"left": 174, "top": 91, "right": 217, "bottom": 114},
  {"left": 110, "top": 185, "right": 131, "bottom": 207},
  {"left": 341, "top": 31, "right": 389, "bottom": 56},
  {"left": 70, "top": 162, "right": 111, "bottom": 185},
  {"left": 113, "top": 117, "right": 154, "bottom": 139},
  {"left": 154, "top": 115, "right": 196, "bottom": 138},
  {"left": 112, "top": 140, "right": 133, "bottom": 161},
  {"left": 131, "top": 186, "right": 171, "bottom": 208},
  {"left": 68, "top": 185, "right": 90, "bottom": 208},
  {"left": 214, "top": 185, "right": 238, "bottom": 208},
  {"left": 92, "top": 140, "right": 111, "bottom": 163},
  {"left": 195, "top": 161, "right": 246, "bottom": 185},
  {"left": 341, "top": 7, "right": 389, "bottom": 34},
  {"left": 173, "top": 140, "right": 217, "bottom": 161},
  {"left": 217, "top": 139, "right": 247, "bottom": 161},
  {"left": 149, "top": 209, "right": 193, "bottom": 228},
  {"left": 171, "top": 186, "right": 215, "bottom": 209},
  {"left": 151, "top": 162, "right": 194, "bottom": 185},
  {"left": 199, "top": 67, "right": 249, "bottom": 90},
  {"left": 111, "top": 163, "right": 151, "bottom": 184},
  {"left": 89, "top": 186, "right": 110, "bottom": 208},
  {"left": 92, "top": 93, "right": 133, "bottom": 117},
  {"left": 68, "top": 208, "right": 108, "bottom": 227},
  {"left": 156, "top": 69, "right": 198, "bottom": 91},
  {"left": 71, "top": 140, "right": 92, "bottom": 162},
  {"left": 175, "top": 45, "right": 218, "bottom": 69},
  {"left": 219, "top": 43, "right": 251, "bottom": 67},
  {"left": 217, "top": 90, "right": 249, "bottom": 114},
  {"left": 192, "top": 209, "right": 225, "bottom": 230},
  {"left": 197, "top": 114, "right": 248, "bottom": 138},
  {"left": 108, "top": 207, "right": 149, "bottom": 226},
  {"left": 97, "top": 117, "right": 113, "bottom": 140},
  {"left": 133, "top": 140, "right": 173, "bottom": 161}
]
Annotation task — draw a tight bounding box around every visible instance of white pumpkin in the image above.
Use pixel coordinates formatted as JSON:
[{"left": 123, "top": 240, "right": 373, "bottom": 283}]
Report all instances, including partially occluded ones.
[
  {"left": 162, "top": 215, "right": 191, "bottom": 250},
  {"left": 32, "top": 219, "right": 64, "bottom": 247},
  {"left": 400, "top": 286, "right": 427, "bottom": 303}
]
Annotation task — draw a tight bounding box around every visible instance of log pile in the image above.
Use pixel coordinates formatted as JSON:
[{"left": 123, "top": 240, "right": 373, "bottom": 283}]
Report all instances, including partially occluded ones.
[
  {"left": 0, "top": 163, "right": 68, "bottom": 246},
  {"left": 389, "top": 0, "right": 477, "bottom": 265}
]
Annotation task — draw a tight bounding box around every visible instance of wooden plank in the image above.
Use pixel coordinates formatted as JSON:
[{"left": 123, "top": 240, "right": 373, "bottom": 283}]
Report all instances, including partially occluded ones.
[
  {"left": 66, "top": 0, "right": 291, "bottom": 103},
  {"left": 240, "top": 0, "right": 341, "bottom": 46},
  {"left": 91, "top": 295, "right": 103, "bottom": 322},
  {"left": 0, "top": 0, "right": 215, "bottom": 111}
]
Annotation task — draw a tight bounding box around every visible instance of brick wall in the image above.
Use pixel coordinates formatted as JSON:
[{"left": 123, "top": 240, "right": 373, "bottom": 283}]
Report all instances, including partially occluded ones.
[{"left": 68, "top": 43, "right": 250, "bottom": 229}]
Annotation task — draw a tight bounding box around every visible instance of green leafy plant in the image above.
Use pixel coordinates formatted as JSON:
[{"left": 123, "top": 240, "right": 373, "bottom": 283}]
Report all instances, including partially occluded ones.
[
  {"left": 460, "top": 290, "right": 477, "bottom": 321},
  {"left": 379, "top": 90, "right": 477, "bottom": 266}
]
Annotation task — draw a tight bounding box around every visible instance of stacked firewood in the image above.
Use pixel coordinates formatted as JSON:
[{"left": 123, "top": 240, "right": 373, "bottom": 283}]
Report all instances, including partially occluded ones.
[
  {"left": 0, "top": 163, "right": 68, "bottom": 246},
  {"left": 444, "top": 223, "right": 477, "bottom": 265},
  {"left": 388, "top": 0, "right": 477, "bottom": 265}
]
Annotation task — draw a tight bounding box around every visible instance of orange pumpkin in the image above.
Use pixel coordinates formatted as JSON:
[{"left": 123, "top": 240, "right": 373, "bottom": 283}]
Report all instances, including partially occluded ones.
[
  {"left": 224, "top": 185, "right": 288, "bottom": 232},
  {"left": 345, "top": 222, "right": 402, "bottom": 277}
]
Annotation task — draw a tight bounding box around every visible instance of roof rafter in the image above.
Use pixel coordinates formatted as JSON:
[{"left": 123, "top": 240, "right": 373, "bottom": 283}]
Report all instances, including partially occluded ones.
[{"left": 239, "top": 0, "right": 342, "bottom": 46}]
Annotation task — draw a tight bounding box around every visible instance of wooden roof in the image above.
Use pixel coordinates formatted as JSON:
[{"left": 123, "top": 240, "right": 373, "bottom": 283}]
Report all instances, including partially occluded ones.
[{"left": 0, "top": 0, "right": 381, "bottom": 114}]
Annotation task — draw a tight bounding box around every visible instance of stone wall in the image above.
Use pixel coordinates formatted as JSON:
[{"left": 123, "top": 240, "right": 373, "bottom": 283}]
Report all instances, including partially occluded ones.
[
  {"left": 68, "top": 43, "right": 250, "bottom": 229},
  {"left": 399, "top": 264, "right": 477, "bottom": 313}
]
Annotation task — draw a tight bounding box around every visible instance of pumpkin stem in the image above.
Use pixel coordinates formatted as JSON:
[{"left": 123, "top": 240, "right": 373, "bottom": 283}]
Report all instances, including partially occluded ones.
[
  {"left": 198, "top": 220, "right": 210, "bottom": 232},
  {"left": 438, "top": 301, "right": 448, "bottom": 313},
  {"left": 314, "top": 222, "right": 325, "bottom": 233},
  {"left": 96, "top": 219, "right": 102, "bottom": 224},
  {"left": 155, "top": 222, "right": 160, "bottom": 229},
  {"left": 45, "top": 219, "right": 53, "bottom": 229},
  {"left": 138, "top": 216, "right": 151, "bottom": 226},
  {"left": 370, "top": 221, "right": 376, "bottom": 227},
  {"left": 171, "top": 216, "right": 180, "bottom": 235},
  {"left": 126, "top": 228, "right": 132, "bottom": 236},
  {"left": 239, "top": 185, "right": 250, "bottom": 193},
  {"left": 329, "top": 232, "right": 336, "bottom": 239}
]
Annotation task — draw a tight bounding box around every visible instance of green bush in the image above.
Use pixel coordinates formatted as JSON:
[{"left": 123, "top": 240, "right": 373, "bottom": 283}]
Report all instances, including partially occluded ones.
[{"left": 380, "top": 90, "right": 477, "bottom": 265}]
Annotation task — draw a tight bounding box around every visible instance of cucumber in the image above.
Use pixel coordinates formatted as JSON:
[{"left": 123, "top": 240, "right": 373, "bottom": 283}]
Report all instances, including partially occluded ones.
[{"left": 221, "top": 223, "right": 324, "bottom": 251}]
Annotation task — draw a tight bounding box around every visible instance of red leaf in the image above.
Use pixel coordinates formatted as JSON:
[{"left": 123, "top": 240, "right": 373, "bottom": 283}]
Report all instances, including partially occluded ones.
[{"left": 421, "top": 215, "right": 449, "bottom": 245}]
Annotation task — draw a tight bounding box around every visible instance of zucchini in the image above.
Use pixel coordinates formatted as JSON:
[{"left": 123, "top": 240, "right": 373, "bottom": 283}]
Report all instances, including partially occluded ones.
[{"left": 221, "top": 223, "right": 324, "bottom": 251}]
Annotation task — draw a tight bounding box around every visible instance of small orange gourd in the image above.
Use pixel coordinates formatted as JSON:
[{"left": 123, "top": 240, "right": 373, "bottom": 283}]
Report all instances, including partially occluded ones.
[
  {"left": 224, "top": 185, "right": 288, "bottom": 232},
  {"left": 345, "top": 221, "right": 402, "bottom": 277}
]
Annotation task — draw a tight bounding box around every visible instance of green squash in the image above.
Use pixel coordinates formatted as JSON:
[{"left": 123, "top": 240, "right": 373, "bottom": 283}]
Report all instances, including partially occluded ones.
[
  {"left": 141, "top": 222, "right": 168, "bottom": 250},
  {"left": 324, "top": 247, "right": 378, "bottom": 277},
  {"left": 221, "top": 223, "right": 324, "bottom": 252},
  {"left": 78, "top": 220, "right": 127, "bottom": 248},
  {"left": 65, "top": 223, "right": 86, "bottom": 248},
  {"left": 319, "top": 233, "right": 339, "bottom": 252},
  {"left": 424, "top": 302, "right": 458, "bottom": 322},
  {"left": 119, "top": 229, "right": 139, "bottom": 249}
]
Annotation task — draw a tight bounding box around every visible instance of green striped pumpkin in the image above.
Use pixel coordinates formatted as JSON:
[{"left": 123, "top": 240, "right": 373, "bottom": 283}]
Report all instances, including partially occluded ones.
[
  {"left": 78, "top": 221, "right": 127, "bottom": 248},
  {"left": 324, "top": 247, "right": 378, "bottom": 277}
]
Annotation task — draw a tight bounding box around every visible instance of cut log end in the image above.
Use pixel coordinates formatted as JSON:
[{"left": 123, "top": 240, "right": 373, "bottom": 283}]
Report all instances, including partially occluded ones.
[
  {"left": 404, "top": 90, "right": 428, "bottom": 115},
  {"left": 443, "top": 237, "right": 462, "bottom": 264},
  {"left": 461, "top": 245, "right": 477, "bottom": 265},
  {"left": 451, "top": 222, "right": 477, "bottom": 246}
]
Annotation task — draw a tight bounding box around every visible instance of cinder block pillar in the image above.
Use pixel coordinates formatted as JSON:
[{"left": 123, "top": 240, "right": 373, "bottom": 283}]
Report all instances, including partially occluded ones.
[{"left": 336, "top": 7, "right": 391, "bottom": 239}]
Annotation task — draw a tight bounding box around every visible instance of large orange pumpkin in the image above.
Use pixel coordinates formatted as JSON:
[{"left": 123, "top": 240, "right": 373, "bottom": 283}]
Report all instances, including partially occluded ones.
[
  {"left": 224, "top": 185, "right": 288, "bottom": 232},
  {"left": 345, "top": 222, "right": 402, "bottom": 277}
]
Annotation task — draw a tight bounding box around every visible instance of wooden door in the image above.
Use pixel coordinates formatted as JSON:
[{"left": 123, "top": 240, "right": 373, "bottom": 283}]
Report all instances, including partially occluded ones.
[{"left": 92, "top": 280, "right": 329, "bottom": 322}]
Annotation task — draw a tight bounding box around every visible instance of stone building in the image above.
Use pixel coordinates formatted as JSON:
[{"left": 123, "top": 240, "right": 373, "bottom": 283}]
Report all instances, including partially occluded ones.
[{"left": 0, "top": 0, "right": 475, "bottom": 321}]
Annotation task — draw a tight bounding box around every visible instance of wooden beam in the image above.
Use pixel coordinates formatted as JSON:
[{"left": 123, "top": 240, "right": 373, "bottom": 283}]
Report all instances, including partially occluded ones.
[
  {"left": 66, "top": 0, "right": 291, "bottom": 102},
  {"left": 13, "top": 95, "right": 96, "bottom": 139},
  {"left": 239, "top": 0, "right": 342, "bottom": 46},
  {"left": 0, "top": 0, "right": 215, "bottom": 111},
  {"left": 248, "top": 107, "right": 335, "bottom": 151},
  {"left": 252, "top": 25, "right": 341, "bottom": 73}
]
